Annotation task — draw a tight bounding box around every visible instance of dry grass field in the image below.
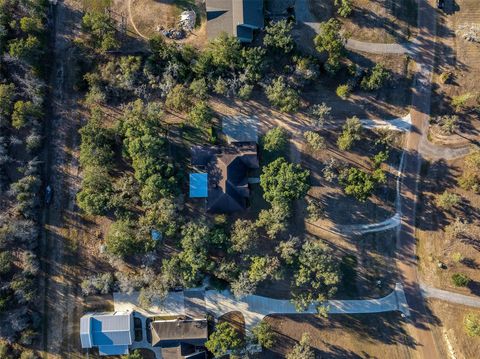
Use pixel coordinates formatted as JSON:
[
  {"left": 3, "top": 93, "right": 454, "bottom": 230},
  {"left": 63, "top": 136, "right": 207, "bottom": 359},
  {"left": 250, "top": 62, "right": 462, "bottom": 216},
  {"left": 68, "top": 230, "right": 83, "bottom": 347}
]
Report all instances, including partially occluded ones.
[
  {"left": 309, "top": 0, "right": 418, "bottom": 43},
  {"left": 427, "top": 299, "right": 480, "bottom": 359},
  {"left": 417, "top": 156, "right": 480, "bottom": 295},
  {"left": 260, "top": 313, "right": 414, "bottom": 359}
]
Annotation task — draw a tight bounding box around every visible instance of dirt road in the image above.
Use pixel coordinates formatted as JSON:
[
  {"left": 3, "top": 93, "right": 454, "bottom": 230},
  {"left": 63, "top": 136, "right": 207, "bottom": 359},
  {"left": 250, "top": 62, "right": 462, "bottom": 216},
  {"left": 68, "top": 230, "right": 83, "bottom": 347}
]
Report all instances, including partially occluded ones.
[
  {"left": 396, "top": 1, "right": 442, "bottom": 358},
  {"left": 39, "top": 1, "right": 86, "bottom": 358}
]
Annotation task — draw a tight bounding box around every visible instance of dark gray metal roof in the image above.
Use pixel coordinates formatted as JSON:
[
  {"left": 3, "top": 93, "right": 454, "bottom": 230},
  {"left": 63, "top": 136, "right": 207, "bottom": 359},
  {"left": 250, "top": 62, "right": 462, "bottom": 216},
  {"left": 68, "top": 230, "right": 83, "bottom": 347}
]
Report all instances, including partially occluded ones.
[
  {"left": 206, "top": 0, "right": 264, "bottom": 41},
  {"left": 151, "top": 319, "right": 208, "bottom": 347}
]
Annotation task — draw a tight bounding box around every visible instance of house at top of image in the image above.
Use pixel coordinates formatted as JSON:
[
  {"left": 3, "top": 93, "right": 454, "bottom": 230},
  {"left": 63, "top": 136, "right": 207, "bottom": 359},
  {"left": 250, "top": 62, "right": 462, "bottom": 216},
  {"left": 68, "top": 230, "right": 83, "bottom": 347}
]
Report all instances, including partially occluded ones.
[{"left": 206, "top": 0, "right": 264, "bottom": 42}]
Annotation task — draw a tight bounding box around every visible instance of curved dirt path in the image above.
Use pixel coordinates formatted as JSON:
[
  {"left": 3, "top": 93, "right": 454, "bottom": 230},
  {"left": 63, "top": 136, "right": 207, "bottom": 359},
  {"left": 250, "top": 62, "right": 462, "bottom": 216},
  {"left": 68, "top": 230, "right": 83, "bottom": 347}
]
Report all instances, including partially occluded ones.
[
  {"left": 421, "top": 284, "right": 480, "bottom": 308},
  {"left": 418, "top": 135, "right": 471, "bottom": 160},
  {"left": 128, "top": 0, "right": 149, "bottom": 39},
  {"left": 395, "top": 1, "right": 442, "bottom": 357}
]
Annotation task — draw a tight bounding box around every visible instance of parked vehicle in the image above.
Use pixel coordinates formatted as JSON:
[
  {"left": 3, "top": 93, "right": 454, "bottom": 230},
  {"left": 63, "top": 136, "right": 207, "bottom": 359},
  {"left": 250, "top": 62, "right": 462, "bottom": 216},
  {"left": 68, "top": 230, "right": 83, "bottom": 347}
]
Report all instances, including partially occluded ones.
[{"left": 45, "top": 185, "right": 53, "bottom": 205}]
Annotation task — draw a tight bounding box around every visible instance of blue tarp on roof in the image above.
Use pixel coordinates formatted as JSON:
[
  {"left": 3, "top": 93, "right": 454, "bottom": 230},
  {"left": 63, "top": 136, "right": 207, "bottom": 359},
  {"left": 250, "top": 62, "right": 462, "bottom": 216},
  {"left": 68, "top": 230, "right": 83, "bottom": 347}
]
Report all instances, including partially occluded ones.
[
  {"left": 98, "top": 345, "right": 129, "bottom": 356},
  {"left": 190, "top": 173, "right": 208, "bottom": 198}
]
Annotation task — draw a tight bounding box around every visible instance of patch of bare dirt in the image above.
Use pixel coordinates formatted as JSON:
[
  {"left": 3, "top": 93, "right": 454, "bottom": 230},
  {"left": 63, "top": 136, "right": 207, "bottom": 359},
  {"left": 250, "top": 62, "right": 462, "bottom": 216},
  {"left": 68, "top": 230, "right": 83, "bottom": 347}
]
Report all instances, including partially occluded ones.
[{"left": 261, "top": 313, "right": 414, "bottom": 359}]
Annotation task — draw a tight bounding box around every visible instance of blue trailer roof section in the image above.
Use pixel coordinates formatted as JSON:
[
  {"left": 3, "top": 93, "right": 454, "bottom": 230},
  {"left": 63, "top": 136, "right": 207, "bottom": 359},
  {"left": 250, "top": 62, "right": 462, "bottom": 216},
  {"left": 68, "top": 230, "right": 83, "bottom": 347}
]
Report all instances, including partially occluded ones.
[{"left": 190, "top": 173, "right": 208, "bottom": 198}]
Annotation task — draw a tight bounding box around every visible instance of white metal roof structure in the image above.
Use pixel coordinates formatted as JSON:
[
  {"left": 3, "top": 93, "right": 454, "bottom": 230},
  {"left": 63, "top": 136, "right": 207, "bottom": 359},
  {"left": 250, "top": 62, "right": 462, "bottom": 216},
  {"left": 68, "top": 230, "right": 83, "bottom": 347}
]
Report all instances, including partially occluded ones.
[{"left": 80, "top": 311, "right": 134, "bottom": 356}]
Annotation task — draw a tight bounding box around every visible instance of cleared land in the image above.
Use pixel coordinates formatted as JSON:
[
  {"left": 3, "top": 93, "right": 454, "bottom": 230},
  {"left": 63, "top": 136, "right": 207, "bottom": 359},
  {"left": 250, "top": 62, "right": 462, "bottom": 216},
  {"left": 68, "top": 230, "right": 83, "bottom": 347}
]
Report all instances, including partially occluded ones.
[
  {"left": 417, "top": 157, "right": 480, "bottom": 294},
  {"left": 261, "top": 313, "right": 414, "bottom": 358},
  {"left": 309, "top": 0, "right": 418, "bottom": 43},
  {"left": 427, "top": 299, "right": 480, "bottom": 359}
]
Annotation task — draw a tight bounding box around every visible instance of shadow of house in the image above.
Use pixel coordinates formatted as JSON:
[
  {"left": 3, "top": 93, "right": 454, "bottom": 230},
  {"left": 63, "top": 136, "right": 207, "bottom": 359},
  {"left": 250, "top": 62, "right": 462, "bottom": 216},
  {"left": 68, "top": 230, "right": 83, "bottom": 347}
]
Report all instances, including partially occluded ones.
[{"left": 206, "top": 0, "right": 264, "bottom": 42}]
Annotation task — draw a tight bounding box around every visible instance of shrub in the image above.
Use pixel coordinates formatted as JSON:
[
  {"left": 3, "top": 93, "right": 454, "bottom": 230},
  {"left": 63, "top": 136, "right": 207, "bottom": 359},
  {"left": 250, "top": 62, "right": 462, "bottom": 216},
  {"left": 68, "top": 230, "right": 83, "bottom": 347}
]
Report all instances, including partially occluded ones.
[
  {"left": 438, "top": 115, "right": 459, "bottom": 135},
  {"left": 336, "top": 84, "right": 350, "bottom": 99},
  {"left": 286, "top": 333, "right": 315, "bottom": 359},
  {"left": 337, "top": 116, "right": 362, "bottom": 150},
  {"left": 435, "top": 191, "right": 460, "bottom": 210},
  {"left": 451, "top": 92, "right": 474, "bottom": 111},
  {"left": 0, "top": 251, "right": 12, "bottom": 275},
  {"left": 105, "top": 220, "right": 153, "bottom": 258},
  {"left": 451, "top": 273, "right": 471, "bottom": 287},
  {"left": 230, "top": 219, "right": 258, "bottom": 253},
  {"left": 188, "top": 101, "right": 212, "bottom": 128},
  {"left": 165, "top": 84, "right": 191, "bottom": 112},
  {"left": 76, "top": 166, "right": 113, "bottom": 215},
  {"left": 20, "top": 350, "right": 37, "bottom": 359},
  {"left": 309, "top": 102, "right": 331, "bottom": 128},
  {"left": 335, "top": 0, "right": 353, "bottom": 17},
  {"left": 12, "top": 101, "right": 41, "bottom": 129},
  {"left": 265, "top": 77, "right": 300, "bottom": 113},
  {"left": 361, "top": 63, "right": 390, "bottom": 91},
  {"left": 439, "top": 71, "right": 453, "bottom": 84},
  {"left": 304, "top": 131, "right": 326, "bottom": 151},
  {"left": 458, "top": 147, "right": 480, "bottom": 193},
  {"left": 189, "top": 78, "right": 208, "bottom": 99},
  {"left": 213, "top": 77, "right": 228, "bottom": 95},
  {"left": 263, "top": 19, "right": 294, "bottom": 53},
  {"left": 262, "top": 127, "right": 289, "bottom": 155},
  {"left": 451, "top": 252, "right": 463, "bottom": 263},
  {"left": 238, "top": 84, "right": 253, "bottom": 100},
  {"left": 465, "top": 313, "right": 480, "bottom": 337},
  {"left": 276, "top": 236, "right": 300, "bottom": 265},
  {"left": 0, "top": 83, "right": 15, "bottom": 120},
  {"left": 251, "top": 321, "right": 275, "bottom": 348},
  {"left": 80, "top": 273, "right": 114, "bottom": 296},
  {"left": 205, "top": 322, "right": 244, "bottom": 357},
  {"left": 260, "top": 158, "right": 310, "bottom": 205},
  {"left": 314, "top": 19, "right": 344, "bottom": 73}
]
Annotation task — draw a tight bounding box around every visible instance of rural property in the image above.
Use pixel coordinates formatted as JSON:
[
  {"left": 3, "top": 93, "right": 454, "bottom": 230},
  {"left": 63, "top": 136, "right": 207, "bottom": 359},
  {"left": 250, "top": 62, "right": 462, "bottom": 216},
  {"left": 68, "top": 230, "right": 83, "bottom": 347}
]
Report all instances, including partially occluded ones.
[{"left": 0, "top": 0, "right": 479, "bottom": 359}]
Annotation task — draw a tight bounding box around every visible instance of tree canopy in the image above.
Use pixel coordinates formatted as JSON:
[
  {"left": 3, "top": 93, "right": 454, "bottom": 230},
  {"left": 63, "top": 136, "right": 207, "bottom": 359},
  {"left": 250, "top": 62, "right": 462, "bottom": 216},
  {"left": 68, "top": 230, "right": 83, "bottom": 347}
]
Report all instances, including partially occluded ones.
[
  {"left": 314, "top": 19, "right": 344, "bottom": 73},
  {"left": 292, "top": 240, "right": 341, "bottom": 311},
  {"left": 260, "top": 158, "right": 310, "bottom": 205},
  {"left": 205, "top": 322, "right": 244, "bottom": 357}
]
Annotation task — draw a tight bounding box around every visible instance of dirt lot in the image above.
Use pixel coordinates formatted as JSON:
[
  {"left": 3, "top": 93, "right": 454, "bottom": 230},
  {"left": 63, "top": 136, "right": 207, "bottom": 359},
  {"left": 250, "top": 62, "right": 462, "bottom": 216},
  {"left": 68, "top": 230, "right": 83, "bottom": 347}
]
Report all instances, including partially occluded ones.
[
  {"left": 417, "top": 157, "right": 480, "bottom": 294},
  {"left": 114, "top": 0, "right": 207, "bottom": 47},
  {"left": 261, "top": 313, "right": 414, "bottom": 359},
  {"left": 310, "top": 0, "right": 417, "bottom": 43},
  {"left": 427, "top": 299, "right": 480, "bottom": 359},
  {"left": 432, "top": 0, "right": 480, "bottom": 145}
]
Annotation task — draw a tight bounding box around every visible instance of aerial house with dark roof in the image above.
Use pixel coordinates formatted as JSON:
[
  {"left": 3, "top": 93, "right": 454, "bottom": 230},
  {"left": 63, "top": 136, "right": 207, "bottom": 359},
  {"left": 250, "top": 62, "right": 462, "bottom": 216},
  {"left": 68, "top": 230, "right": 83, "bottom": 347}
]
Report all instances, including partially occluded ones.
[{"left": 191, "top": 143, "right": 259, "bottom": 213}]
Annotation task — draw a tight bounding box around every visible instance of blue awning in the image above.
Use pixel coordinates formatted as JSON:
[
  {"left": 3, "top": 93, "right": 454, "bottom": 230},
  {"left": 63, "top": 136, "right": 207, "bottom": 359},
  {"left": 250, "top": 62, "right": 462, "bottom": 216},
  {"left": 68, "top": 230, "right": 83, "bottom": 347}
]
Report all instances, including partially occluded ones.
[
  {"left": 190, "top": 173, "right": 208, "bottom": 198},
  {"left": 98, "top": 345, "right": 129, "bottom": 356}
]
